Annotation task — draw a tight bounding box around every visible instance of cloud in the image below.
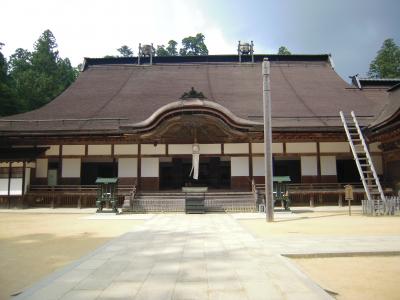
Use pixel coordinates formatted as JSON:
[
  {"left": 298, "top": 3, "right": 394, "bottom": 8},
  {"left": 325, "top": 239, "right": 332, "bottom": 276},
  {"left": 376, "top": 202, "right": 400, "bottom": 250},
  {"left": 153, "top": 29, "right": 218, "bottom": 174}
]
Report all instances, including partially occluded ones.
[{"left": 1, "top": 0, "right": 235, "bottom": 66}]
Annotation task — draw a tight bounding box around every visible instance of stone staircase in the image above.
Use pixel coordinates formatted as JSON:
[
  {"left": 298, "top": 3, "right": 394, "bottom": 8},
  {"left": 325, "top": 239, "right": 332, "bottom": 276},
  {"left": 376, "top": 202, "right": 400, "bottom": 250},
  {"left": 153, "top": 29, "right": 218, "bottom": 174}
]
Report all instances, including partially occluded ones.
[{"left": 126, "top": 191, "right": 256, "bottom": 213}]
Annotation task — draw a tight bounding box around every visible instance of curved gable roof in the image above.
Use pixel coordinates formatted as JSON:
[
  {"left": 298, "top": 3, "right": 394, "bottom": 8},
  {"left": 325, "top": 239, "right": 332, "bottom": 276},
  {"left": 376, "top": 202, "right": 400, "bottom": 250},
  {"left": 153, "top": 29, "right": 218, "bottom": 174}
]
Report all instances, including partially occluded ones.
[{"left": 0, "top": 55, "right": 386, "bottom": 133}]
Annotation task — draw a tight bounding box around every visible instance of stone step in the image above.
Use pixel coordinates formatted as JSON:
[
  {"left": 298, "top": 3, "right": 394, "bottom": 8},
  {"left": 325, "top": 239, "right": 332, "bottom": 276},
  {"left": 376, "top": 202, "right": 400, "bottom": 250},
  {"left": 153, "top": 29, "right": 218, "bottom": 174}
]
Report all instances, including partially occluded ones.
[
  {"left": 136, "top": 196, "right": 254, "bottom": 200},
  {"left": 138, "top": 192, "right": 253, "bottom": 196}
]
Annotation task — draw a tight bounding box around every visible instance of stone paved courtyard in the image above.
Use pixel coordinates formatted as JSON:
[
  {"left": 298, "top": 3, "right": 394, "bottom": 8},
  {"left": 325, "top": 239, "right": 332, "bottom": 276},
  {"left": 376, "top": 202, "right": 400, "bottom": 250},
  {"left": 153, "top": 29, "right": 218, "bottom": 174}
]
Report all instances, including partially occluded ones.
[
  {"left": 15, "top": 214, "right": 333, "bottom": 300},
  {"left": 12, "top": 212, "right": 400, "bottom": 300}
]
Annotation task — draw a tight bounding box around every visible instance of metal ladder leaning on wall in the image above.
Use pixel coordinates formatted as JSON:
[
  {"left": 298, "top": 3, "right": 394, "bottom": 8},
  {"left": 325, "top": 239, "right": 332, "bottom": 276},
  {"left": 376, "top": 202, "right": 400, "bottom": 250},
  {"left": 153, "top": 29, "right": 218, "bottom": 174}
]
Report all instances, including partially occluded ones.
[{"left": 339, "top": 111, "right": 385, "bottom": 202}]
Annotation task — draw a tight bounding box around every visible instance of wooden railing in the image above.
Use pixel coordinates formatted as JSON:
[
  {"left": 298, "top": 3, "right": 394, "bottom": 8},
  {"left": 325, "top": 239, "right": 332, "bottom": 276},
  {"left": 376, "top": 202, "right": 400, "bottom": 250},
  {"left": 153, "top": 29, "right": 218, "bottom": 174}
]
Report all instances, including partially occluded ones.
[
  {"left": 29, "top": 185, "right": 134, "bottom": 195},
  {"left": 26, "top": 184, "right": 136, "bottom": 209},
  {"left": 252, "top": 182, "right": 394, "bottom": 207}
]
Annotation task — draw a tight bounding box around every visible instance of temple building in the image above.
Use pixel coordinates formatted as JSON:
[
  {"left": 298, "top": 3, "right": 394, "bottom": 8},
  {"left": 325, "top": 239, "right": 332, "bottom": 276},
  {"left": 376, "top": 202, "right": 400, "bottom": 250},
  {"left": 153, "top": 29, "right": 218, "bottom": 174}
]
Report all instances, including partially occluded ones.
[{"left": 0, "top": 50, "right": 399, "bottom": 210}]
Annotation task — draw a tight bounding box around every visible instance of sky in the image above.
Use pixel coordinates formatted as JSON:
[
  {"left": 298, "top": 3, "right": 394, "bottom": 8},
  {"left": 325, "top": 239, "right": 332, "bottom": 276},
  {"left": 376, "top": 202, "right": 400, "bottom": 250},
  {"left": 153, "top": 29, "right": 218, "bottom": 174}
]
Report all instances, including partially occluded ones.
[{"left": 1, "top": 0, "right": 399, "bottom": 81}]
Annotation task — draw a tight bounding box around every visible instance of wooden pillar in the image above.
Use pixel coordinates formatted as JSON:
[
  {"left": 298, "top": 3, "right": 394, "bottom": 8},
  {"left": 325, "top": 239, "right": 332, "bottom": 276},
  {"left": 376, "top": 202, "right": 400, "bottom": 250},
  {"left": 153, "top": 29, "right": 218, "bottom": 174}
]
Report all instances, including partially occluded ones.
[
  {"left": 58, "top": 145, "right": 62, "bottom": 185},
  {"left": 7, "top": 162, "right": 11, "bottom": 208},
  {"left": 317, "top": 142, "right": 321, "bottom": 183},
  {"left": 248, "top": 142, "right": 253, "bottom": 184},
  {"left": 21, "top": 161, "right": 26, "bottom": 196},
  {"left": 137, "top": 142, "right": 142, "bottom": 190}
]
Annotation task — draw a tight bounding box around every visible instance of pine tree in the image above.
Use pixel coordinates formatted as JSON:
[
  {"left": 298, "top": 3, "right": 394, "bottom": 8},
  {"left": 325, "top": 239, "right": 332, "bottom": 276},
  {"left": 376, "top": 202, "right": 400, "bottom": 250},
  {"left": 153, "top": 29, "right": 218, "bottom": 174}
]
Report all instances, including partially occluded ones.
[{"left": 368, "top": 39, "right": 400, "bottom": 78}]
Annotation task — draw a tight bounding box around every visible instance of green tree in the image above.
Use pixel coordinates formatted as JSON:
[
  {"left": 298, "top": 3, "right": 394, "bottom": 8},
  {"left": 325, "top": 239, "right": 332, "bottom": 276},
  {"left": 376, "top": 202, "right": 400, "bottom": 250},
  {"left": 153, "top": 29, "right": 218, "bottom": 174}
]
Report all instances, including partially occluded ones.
[
  {"left": 156, "top": 45, "right": 169, "bottom": 56},
  {"left": 156, "top": 40, "right": 178, "bottom": 56},
  {"left": 166, "top": 40, "right": 178, "bottom": 56},
  {"left": 179, "top": 33, "right": 208, "bottom": 56},
  {"left": 277, "top": 46, "right": 291, "bottom": 55},
  {"left": 8, "top": 29, "right": 78, "bottom": 112},
  {"left": 368, "top": 39, "right": 400, "bottom": 78},
  {"left": 117, "top": 45, "right": 133, "bottom": 57},
  {"left": 0, "top": 43, "right": 21, "bottom": 116}
]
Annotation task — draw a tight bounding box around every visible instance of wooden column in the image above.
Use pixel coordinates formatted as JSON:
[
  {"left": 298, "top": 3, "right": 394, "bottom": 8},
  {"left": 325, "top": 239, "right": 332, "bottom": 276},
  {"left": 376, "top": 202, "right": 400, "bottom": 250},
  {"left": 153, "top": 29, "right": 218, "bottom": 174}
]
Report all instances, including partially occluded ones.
[
  {"left": 7, "top": 162, "right": 12, "bottom": 195},
  {"left": 21, "top": 161, "right": 26, "bottom": 197},
  {"left": 58, "top": 145, "right": 62, "bottom": 185},
  {"left": 7, "top": 162, "right": 11, "bottom": 208},
  {"left": 248, "top": 142, "right": 253, "bottom": 183},
  {"left": 317, "top": 142, "right": 321, "bottom": 183},
  {"left": 137, "top": 142, "right": 141, "bottom": 190}
]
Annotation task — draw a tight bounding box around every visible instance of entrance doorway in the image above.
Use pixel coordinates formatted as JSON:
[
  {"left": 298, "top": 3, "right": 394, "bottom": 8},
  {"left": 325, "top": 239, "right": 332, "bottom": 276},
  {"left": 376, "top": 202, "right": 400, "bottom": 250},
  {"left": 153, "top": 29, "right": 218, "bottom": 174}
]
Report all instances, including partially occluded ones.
[
  {"left": 336, "top": 159, "right": 360, "bottom": 183},
  {"left": 273, "top": 158, "right": 301, "bottom": 183},
  {"left": 81, "top": 162, "right": 117, "bottom": 185},
  {"left": 159, "top": 157, "right": 230, "bottom": 190}
]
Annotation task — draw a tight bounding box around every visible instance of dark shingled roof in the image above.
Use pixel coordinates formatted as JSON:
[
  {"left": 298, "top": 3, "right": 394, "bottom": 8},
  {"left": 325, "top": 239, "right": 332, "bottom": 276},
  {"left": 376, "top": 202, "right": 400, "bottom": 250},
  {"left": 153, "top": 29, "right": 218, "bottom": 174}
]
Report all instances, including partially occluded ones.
[
  {"left": 369, "top": 86, "right": 400, "bottom": 130},
  {"left": 0, "top": 54, "right": 387, "bottom": 135}
]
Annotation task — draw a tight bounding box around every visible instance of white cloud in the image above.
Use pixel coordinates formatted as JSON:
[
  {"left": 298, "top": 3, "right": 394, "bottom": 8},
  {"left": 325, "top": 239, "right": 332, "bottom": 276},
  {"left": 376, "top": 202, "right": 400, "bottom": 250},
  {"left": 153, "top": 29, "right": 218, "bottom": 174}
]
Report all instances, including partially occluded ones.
[{"left": 1, "top": 0, "right": 236, "bottom": 66}]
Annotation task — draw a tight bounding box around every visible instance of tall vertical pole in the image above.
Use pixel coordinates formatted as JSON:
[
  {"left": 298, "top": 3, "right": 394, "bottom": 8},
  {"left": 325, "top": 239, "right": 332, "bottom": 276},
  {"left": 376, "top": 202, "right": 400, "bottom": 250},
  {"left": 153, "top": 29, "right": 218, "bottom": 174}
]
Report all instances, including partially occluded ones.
[{"left": 263, "top": 58, "right": 274, "bottom": 222}]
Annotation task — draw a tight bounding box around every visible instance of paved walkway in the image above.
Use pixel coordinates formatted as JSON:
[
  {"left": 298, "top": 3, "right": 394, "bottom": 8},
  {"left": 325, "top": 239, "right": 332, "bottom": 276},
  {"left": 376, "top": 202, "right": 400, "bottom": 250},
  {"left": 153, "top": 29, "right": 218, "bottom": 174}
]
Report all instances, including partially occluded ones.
[{"left": 15, "top": 214, "right": 331, "bottom": 300}]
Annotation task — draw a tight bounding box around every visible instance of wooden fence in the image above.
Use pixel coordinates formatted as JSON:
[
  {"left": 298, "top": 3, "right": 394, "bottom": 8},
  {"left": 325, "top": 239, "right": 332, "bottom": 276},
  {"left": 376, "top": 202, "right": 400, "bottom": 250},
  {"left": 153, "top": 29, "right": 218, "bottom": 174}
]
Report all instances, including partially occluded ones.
[
  {"left": 252, "top": 182, "right": 393, "bottom": 207},
  {"left": 23, "top": 185, "right": 134, "bottom": 209}
]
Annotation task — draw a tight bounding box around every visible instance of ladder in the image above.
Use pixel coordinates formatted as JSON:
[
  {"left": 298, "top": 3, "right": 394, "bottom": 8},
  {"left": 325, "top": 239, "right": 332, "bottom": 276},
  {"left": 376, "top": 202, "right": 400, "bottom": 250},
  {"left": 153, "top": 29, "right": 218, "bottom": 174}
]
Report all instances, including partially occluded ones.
[{"left": 339, "top": 111, "right": 385, "bottom": 201}]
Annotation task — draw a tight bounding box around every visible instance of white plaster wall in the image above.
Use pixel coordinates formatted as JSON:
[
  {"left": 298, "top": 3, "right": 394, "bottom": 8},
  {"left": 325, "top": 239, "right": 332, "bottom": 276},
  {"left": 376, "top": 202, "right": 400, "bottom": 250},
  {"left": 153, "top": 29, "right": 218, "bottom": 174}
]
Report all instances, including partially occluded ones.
[
  {"left": 0, "top": 179, "right": 8, "bottom": 195},
  {"left": 287, "top": 143, "right": 317, "bottom": 153},
  {"left": 88, "top": 145, "right": 111, "bottom": 155},
  {"left": 320, "top": 142, "right": 349, "bottom": 153},
  {"left": 252, "top": 157, "right": 265, "bottom": 176},
  {"left": 10, "top": 178, "right": 22, "bottom": 195},
  {"left": 168, "top": 144, "right": 192, "bottom": 155},
  {"left": 224, "top": 143, "right": 249, "bottom": 154},
  {"left": 369, "top": 142, "right": 382, "bottom": 152},
  {"left": 43, "top": 145, "right": 59, "bottom": 156},
  {"left": 142, "top": 144, "right": 166, "bottom": 155},
  {"left": 118, "top": 158, "right": 137, "bottom": 177},
  {"left": 231, "top": 157, "right": 249, "bottom": 176},
  {"left": 114, "top": 144, "right": 138, "bottom": 155},
  {"left": 372, "top": 155, "right": 383, "bottom": 175},
  {"left": 0, "top": 163, "right": 8, "bottom": 167},
  {"left": 62, "top": 158, "right": 81, "bottom": 178},
  {"left": 301, "top": 156, "right": 318, "bottom": 176},
  {"left": 63, "top": 145, "right": 85, "bottom": 156},
  {"left": 11, "top": 162, "right": 23, "bottom": 167},
  {"left": 36, "top": 159, "right": 48, "bottom": 178},
  {"left": 252, "top": 143, "right": 283, "bottom": 154},
  {"left": 321, "top": 156, "right": 337, "bottom": 176},
  {"left": 199, "top": 144, "right": 221, "bottom": 154},
  {"left": 141, "top": 158, "right": 159, "bottom": 177}
]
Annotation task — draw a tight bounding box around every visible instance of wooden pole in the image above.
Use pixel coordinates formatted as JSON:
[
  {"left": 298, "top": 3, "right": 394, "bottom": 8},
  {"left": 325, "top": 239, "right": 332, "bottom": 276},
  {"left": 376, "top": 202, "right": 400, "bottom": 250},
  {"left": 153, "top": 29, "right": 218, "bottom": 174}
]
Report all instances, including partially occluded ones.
[
  {"left": 21, "top": 161, "right": 26, "bottom": 196},
  {"left": 263, "top": 58, "right": 274, "bottom": 222},
  {"left": 7, "top": 162, "right": 11, "bottom": 208}
]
